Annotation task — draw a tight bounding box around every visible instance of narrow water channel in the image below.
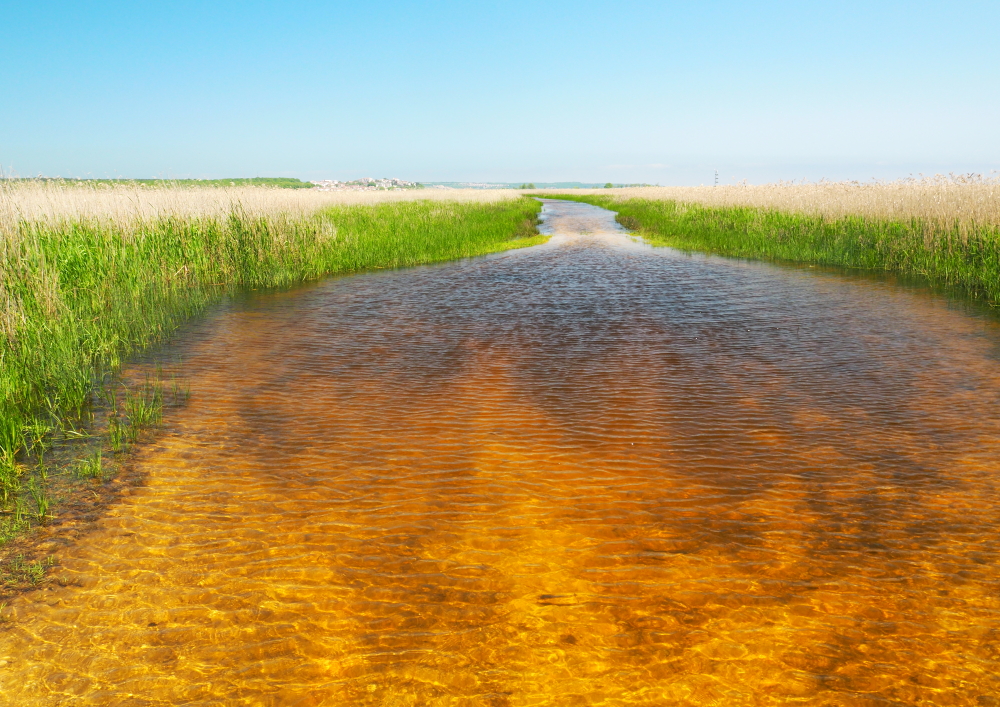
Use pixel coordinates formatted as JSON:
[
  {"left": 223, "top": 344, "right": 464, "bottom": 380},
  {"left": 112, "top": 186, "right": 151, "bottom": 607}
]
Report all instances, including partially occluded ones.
[{"left": 2, "top": 200, "right": 1000, "bottom": 706}]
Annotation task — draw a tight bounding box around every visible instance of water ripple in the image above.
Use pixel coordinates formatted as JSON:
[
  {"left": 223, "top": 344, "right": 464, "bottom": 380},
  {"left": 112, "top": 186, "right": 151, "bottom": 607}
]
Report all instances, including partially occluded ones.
[{"left": 1, "top": 200, "right": 999, "bottom": 705}]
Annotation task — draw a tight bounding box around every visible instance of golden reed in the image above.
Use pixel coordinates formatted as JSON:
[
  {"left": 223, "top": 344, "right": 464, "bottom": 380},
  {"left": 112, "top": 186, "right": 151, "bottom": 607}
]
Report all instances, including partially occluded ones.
[
  {"left": 0, "top": 181, "right": 523, "bottom": 235},
  {"left": 538, "top": 174, "right": 1000, "bottom": 227}
]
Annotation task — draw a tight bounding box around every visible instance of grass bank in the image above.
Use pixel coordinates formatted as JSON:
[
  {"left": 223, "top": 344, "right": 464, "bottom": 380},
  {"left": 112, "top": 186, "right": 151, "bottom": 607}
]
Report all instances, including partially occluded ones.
[
  {"left": 545, "top": 187, "right": 1000, "bottom": 303},
  {"left": 0, "top": 190, "right": 543, "bottom": 554}
]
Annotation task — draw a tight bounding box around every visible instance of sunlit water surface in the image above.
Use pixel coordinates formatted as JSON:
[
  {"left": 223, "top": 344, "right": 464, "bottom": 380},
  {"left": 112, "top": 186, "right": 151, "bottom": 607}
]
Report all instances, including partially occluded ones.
[{"left": 2, "top": 200, "right": 1000, "bottom": 706}]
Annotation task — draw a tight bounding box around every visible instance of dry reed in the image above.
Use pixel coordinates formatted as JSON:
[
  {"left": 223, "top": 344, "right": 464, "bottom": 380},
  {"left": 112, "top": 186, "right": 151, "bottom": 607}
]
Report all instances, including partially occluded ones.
[
  {"left": 0, "top": 181, "right": 522, "bottom": 235},
  {"left": 537, "top": 175, "right": 1000, "bottom": 228}
]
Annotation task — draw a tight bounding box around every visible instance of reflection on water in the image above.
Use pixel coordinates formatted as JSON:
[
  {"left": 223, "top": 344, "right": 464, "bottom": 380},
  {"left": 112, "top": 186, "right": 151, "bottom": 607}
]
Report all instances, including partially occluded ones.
[{"left": 2, "top": 200, "right": 1000, "bottom": 706}]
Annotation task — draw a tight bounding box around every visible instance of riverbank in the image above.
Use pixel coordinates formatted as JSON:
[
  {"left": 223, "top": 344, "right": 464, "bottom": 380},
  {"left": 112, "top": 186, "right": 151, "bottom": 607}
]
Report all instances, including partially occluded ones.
[
  {"left": 0, "top": 184, "right": 544, "bottom": 573},
  {"left": 540, "top": 178, "right": 1000, "bottom": 304},
  {"left": 4, "top": 197, "right": 999, "bottom": 703}
]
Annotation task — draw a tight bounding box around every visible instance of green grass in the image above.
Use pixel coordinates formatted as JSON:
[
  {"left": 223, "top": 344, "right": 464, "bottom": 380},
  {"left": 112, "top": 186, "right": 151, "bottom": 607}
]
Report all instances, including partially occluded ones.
[
  {"left": 0, "top": 197, "right": 544, "bottom": 545},
  {"left": 122, "top": 380, "right": 164, "bottom": 435},
  {"left": 547, "top": 194, "right": 1000, "bottom": 303},
  {"left": 74, "top": 450, "right": 104, "bottom": 481},
  {"left": 2, "top": 554, "right": 53, "bottom": 588}
]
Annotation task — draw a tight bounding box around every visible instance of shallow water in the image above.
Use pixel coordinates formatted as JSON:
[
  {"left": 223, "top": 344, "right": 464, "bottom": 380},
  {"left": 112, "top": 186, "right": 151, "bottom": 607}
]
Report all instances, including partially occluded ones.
[{"left": 2, "top": 200, "right": 1000, "bottom": 706}]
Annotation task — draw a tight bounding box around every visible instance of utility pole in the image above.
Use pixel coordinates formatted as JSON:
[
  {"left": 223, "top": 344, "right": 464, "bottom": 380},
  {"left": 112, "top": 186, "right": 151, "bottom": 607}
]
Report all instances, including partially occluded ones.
[{"left": 714, "top": 169, "right": 719, "bottom": 187}]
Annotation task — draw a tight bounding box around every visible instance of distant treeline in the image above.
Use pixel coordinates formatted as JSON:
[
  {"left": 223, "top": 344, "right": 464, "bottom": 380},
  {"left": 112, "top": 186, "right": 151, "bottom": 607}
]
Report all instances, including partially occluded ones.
[{"left": 5, "top": 177, "right": 316, "bottom": 189}]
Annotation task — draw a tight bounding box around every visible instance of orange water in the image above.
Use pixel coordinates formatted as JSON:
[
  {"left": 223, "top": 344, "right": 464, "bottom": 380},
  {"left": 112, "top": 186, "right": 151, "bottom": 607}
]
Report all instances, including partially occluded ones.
[{"left": 2, "top": 200, "right": 999, "bottom": 706}]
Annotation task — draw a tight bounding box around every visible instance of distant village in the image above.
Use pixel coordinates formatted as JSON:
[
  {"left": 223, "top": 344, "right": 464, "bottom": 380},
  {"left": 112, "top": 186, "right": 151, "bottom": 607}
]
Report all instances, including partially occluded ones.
[
  {"left": 311, "top": 177, "right": 420, "bottom": 191},
  {"left": 309, "top": 178, "right": 525, "bottom": 191},
  {"left": 308, "top": 178, "right": 650, "bottom": 191}
]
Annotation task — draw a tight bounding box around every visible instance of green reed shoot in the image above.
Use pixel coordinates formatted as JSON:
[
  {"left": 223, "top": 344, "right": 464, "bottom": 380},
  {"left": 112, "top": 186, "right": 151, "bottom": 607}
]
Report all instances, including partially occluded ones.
[
  {"left": 5, "top": 554, "right": 52, "bottom": 585},
  {"left": 0, "top": 453, "right": 21, "bottom": 509},
  {"left": 108, "top": 416, "right": 129, "bottom": 454},
  {"left": 123, "top": 382, "right": 164, "bottom": 438},
  {"left": 170, "top": 379, "right": 191, "bottom": 404},
  {"left": 13, "top": 498, "right": 26, "bottom": 525},
  {"left": 27, "top": 478, "right": 49, "bottom": 522},
  {"left": 75, "top": 450, "right": 104, "bottom": 480}
]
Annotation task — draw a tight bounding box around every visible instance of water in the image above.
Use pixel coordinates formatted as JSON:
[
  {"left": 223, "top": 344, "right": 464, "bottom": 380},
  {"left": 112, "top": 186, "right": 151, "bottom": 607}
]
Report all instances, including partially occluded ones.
[{"left": 2, "top": 200, "right": 1000, "bottom": 706}]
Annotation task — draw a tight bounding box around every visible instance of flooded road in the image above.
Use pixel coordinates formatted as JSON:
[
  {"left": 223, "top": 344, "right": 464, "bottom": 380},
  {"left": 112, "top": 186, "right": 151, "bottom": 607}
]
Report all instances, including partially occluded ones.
[{"left": 2, "top": 199, "right": 1000, "bottom": 705}]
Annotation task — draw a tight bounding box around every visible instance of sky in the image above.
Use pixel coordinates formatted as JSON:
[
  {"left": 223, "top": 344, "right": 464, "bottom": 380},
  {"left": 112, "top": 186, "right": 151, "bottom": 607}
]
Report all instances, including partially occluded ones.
[{"left": 2, "top": 0, "right": 998, "bottom": 184}]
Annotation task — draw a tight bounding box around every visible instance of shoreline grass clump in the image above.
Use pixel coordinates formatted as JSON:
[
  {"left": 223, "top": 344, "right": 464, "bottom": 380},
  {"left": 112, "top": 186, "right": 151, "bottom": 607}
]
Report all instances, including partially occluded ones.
[
  {"left": 0, "top": 183, "right": 544, "bottom": 550},
  {"left": 541, "top": 176, "right": 1000, "bottom": 303}
]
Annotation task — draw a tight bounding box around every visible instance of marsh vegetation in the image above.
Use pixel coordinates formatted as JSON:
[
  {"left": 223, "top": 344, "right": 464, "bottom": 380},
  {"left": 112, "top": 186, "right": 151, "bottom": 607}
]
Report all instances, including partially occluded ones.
[
  {"left": 0, "top": 182, "right": 543, "bottom": 555},
  {"left": 545, "top": 176, "right": 1000, "bottom": 302},
  {"left": 2, "top": 199, "right": 999, "bottom": 704}
]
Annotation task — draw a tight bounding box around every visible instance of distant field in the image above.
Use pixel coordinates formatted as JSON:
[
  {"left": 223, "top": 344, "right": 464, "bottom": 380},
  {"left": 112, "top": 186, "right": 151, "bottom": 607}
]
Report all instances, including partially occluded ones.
[
  {"left": 428, "top": 181, "right": 652, "bottom": 189},
  {"left": 542, "top": 177, "right": 1000, "bottom": 303},
  {"left": 9, "top": 177, "right": 316, "bottom": 189}
]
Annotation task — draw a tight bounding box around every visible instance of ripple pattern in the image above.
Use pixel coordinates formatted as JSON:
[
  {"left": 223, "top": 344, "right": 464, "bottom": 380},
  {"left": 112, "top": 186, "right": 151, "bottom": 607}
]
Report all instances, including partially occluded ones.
[{"left": 1, "top": 200, "right": 1000, "bottom": 706}]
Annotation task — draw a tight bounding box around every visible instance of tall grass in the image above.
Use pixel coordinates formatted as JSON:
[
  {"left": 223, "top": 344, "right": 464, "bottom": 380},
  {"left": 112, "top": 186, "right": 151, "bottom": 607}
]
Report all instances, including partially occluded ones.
[
  {"left": 0, "top": 183, "right": 543, "bottom": 542},
  {"left": 542, "top": 176, "right": 1000, "bottom": 302},
  {"left": 1, "top": 179, "right": 521, "bottom": 226}
]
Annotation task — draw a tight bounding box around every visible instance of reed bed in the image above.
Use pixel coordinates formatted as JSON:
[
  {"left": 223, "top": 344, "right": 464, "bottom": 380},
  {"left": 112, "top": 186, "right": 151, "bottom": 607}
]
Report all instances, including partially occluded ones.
[
  {"left": 0, "top": 182, "right": 542, "bottom": 547},
  {"left": 540, "top": 176, "right": 1000, "bottom": 301},
  {"left": 2, "top": 180, "right": 521, "bottom": 228}
]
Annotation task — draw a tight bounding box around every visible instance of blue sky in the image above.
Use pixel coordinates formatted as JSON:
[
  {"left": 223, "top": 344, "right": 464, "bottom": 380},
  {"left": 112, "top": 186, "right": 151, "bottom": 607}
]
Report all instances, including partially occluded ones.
[{"left": 2, "top": 0, "right": 997, "bottom": 184}]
